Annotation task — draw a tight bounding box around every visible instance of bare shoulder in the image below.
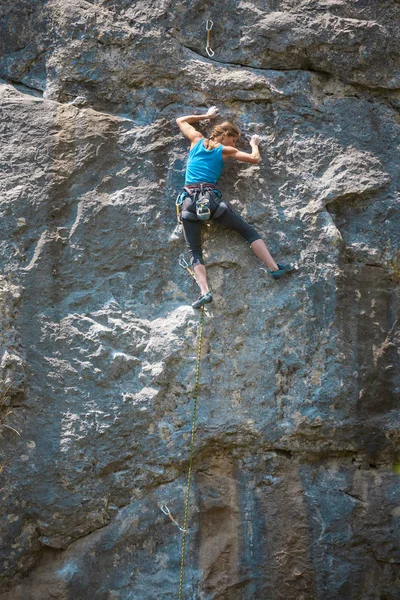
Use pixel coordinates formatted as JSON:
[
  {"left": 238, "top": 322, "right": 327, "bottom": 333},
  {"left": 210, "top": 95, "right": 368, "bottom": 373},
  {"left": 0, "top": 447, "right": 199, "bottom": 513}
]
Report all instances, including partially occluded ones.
[
  {"left": 176, "top": 118, "right": 205, "bottom": 144},
  {"left": 222, "top": 145, "right": 237, "bottom": 157},
  {"left": 189, "top": 134, "right": 204, "bottom": 149},
  {"left": 222, "top": 145, "right": 260, "bottom": 164}
]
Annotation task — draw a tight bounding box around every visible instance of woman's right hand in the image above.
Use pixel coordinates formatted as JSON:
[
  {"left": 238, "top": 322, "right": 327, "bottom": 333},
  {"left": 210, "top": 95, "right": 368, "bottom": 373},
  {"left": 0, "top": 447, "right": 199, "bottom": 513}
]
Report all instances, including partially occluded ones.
[
  {"left": 250, "top": 134, "right": 260, "bottom": 146},
  {"left": 206, "top": 106, "right": 220, "bottom": 119}
]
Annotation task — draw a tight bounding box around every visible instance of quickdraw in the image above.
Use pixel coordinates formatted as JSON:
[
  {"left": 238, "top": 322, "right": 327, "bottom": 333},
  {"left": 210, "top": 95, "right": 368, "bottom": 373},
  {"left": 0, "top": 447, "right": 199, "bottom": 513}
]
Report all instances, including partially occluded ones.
[
  {"left": 160, "top": 505, "right": 186, "bottom": 532},
  {"left": 206, "top": 20, "right": 214, "bottom": 57},
  {"left": 179, "top": 254, "right": 197, "bottom": 281},
  {"left": 169, "top": 194, "right": 184, "bottom": 242}
]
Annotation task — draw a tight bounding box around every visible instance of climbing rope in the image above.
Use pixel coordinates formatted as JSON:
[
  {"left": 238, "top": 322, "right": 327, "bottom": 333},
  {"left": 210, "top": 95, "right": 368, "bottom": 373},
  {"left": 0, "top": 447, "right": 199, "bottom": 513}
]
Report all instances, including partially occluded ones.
[
  {"left": 178, "top": 303, "right": 205, "bottom": 599},
  {"left": 159, "top": 256, "right": 206, "bottom": 596}
]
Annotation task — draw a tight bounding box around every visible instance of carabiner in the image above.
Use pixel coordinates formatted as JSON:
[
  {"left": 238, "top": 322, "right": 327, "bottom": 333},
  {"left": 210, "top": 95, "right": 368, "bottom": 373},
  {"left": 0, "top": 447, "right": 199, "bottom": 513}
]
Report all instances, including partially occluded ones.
[
  {"left": 206, "top": 20, "right": 213, "bottom": 31},
  {"left": 179, "top": 254, "right": 189, "bottom": 270}
]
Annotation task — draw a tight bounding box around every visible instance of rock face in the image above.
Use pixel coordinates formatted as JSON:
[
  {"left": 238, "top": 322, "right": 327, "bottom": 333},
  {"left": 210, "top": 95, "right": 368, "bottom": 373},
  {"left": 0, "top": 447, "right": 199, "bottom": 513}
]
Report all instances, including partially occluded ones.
[{"left": 0, "top": 1, "right": 400, "bottom": 599}]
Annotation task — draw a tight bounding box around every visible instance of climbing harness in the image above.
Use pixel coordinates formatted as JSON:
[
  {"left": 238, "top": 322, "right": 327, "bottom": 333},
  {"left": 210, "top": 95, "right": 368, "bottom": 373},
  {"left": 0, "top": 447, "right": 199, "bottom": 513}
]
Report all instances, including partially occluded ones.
[
  {"left": 206, "top": 20, "right": 214, "bottom": 57},
  {"left": 180, "top": 185, "right": 228, "bottom": 222},
  {"left": 178, "top": 302, "right": 205, "bottom": 600}
]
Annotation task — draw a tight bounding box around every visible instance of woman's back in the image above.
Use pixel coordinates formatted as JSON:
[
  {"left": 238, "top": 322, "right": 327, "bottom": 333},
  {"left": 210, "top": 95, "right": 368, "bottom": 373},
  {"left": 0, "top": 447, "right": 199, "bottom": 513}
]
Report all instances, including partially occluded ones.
[{"left": 185, "top": 139, "right": 224, "bottom": 185}]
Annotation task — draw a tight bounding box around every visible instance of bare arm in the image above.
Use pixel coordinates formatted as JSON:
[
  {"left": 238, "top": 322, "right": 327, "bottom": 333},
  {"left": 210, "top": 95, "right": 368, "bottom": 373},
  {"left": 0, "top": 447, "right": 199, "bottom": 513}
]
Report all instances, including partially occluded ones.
[
  {"left": 176, "top": 106, "right": 220, "bottom": 145},
  {"left": 223, "top": 135, "right": 261, "bottom": 164}
]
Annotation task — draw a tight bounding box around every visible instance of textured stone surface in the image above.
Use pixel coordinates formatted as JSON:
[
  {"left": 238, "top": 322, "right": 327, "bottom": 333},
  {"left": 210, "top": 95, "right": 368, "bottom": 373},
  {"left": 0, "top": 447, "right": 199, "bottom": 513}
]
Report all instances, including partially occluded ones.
[
  {"left": 0, "top": 1, "right": 400, "bottom": 599},
  {"left": 0, "top": 277, "right": 24, "bottom": 398}
]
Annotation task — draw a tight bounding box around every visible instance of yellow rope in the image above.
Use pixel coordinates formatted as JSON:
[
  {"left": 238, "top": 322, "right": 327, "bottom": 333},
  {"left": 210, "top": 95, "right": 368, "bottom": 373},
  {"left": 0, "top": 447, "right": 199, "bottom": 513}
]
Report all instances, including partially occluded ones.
[{"left": 178, "top": 305, "right": 205, "bottom": 599}]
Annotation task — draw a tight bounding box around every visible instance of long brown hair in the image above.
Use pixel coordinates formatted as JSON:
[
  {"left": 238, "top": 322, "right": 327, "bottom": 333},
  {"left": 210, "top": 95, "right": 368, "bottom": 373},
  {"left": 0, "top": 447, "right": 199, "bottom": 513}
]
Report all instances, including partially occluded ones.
[{"left": 207, "top": 121, "right": 241, "bottom": 149}]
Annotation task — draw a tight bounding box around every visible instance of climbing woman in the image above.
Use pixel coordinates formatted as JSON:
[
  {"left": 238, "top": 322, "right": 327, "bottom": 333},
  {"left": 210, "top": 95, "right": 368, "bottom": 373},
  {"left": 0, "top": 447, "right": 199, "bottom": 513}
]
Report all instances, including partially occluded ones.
[{"left": 176, "top": 106, "right": 294, "bottom": 309}]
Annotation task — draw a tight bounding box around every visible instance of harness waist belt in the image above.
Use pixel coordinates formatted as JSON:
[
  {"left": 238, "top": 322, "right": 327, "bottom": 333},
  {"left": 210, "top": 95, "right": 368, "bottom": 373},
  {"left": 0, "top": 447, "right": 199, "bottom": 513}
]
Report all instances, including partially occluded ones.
[{"left": 184, "top": 183, "right": 217, "bottom": 190}]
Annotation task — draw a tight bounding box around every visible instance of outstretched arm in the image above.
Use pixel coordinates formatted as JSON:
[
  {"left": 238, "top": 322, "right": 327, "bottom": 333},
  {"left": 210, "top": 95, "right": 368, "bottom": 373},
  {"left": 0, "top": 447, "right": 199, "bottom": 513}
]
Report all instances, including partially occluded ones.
[
  {"left": 223, "top": 134, "right": 261, "bottom": 165},
  {"left": 176, "top": 106, "right": 220, "bottom": 145}
]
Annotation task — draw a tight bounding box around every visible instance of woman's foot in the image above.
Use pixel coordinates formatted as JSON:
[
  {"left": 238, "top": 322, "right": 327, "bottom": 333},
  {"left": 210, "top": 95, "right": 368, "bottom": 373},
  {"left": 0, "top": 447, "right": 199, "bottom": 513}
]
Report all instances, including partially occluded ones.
[{"left": 192, "top": 291, "right": 213, "bottom": 309}]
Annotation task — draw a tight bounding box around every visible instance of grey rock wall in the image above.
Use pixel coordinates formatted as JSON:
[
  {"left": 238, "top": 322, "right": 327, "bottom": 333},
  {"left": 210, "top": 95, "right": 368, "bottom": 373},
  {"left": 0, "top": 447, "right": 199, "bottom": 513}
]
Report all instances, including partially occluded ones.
[{"left": 0, "top": 1, "right": 399, "bottom": 599}]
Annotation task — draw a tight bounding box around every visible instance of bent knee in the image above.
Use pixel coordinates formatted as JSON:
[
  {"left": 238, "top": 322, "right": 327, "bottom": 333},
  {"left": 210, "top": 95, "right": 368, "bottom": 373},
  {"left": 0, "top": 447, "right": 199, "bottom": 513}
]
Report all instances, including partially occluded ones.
[
  {"left": 248, "top": 233, "right": 262, "bottom": 245},
  {"left": 191, "top": 257, "right": 204, "bottom": 267}
]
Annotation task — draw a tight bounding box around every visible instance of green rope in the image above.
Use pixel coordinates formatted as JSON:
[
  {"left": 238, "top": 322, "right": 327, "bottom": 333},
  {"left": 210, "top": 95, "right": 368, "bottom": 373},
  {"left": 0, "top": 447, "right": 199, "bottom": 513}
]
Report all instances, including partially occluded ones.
[{"left": 178, "top": 305, "right": 205, "bottom": 599}]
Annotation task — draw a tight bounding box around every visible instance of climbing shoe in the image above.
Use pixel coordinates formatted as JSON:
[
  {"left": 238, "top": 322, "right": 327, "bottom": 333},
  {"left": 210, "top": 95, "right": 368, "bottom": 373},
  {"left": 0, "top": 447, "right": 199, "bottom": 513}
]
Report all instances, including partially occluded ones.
[
  {"left": 192, "top": 291, "right": 213, "bottom": 309},
  {"left": 269, "top": 263, "right": 295, "bottom": 279}
]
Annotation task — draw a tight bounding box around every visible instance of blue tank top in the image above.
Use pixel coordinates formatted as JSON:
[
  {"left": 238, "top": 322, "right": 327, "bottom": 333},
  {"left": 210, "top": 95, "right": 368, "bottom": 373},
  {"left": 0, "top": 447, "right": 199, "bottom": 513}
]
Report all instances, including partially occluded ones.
[{"left": 185, "top": 139, "right": 224, "bottom": 185}]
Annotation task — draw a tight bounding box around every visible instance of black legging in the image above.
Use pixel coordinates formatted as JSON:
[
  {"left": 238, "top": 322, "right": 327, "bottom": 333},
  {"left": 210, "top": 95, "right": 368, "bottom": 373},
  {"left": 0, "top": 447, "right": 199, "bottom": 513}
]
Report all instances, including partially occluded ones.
[{"left": 182, "top": 201, "right": 261, "bottom": 266}]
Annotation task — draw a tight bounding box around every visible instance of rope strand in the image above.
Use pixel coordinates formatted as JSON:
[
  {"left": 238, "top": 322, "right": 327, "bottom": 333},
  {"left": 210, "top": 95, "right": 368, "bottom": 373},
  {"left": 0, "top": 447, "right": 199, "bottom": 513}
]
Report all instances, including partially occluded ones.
[{"left": 178, "top": 305, "right": 205, "bottom": 599}]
